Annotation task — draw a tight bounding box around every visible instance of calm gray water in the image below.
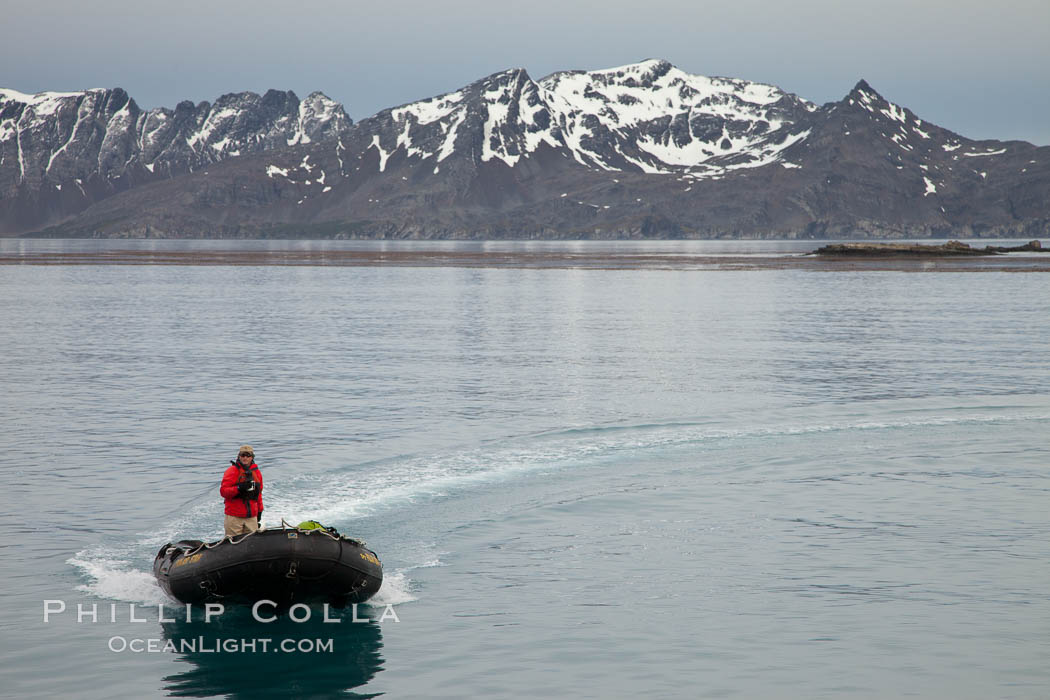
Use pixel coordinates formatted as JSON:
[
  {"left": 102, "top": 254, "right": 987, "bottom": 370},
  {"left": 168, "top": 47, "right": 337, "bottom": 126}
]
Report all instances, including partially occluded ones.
[{"left": 1, "top": 240, "right": 1048, "bottom": 699}]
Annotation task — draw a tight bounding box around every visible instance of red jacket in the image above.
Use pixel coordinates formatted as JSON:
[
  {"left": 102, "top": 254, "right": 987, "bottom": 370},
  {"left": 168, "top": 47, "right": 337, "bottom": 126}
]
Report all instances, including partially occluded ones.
[{"left": 220, "top": 461, "right": 264, "bottom": 518}]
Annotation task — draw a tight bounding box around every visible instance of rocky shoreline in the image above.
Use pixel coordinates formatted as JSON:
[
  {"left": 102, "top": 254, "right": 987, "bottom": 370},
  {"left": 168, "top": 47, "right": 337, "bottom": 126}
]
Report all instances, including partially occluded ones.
[
  {"left": 4, "top": 246, "right": 1050, "bottom": 272},
  {"left": 812, "top": 240, "right": 1045, "bottom": 257}
]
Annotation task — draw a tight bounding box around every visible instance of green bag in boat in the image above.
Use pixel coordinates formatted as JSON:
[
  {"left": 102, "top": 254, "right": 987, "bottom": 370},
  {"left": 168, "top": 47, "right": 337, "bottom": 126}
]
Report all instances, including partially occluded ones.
[{"left": 296, "top": 520, "right": 342, "bottom": 537}]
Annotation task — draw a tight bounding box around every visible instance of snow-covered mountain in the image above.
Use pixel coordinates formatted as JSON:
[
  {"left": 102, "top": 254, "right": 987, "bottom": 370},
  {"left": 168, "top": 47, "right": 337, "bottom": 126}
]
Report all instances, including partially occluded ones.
[
  {"left": 352, "top": 59, "right": 814, "bottom": 178},
  {"left": 0, "top": 87, "right": 350, "bottom": 232},
  {"left": 3, "top": 60, "right": 1047, "bottom": 238}
]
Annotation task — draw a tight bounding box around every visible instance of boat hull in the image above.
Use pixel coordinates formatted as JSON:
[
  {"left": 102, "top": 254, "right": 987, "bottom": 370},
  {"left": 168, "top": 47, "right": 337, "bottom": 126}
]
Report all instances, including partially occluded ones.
[{"left": 153, "top": 529, "right": 382, "bottom": 606}]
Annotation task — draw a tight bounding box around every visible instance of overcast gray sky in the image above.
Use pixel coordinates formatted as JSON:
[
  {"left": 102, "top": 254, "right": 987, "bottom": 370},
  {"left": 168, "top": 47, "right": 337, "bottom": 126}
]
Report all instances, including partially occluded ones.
[{"left": 4, "top": 0, "right": 1048, "bottom": 144}]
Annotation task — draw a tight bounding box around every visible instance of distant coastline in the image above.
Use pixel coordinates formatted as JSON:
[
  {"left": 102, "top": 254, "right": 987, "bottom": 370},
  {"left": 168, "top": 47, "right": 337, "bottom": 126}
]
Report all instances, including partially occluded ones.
[{"left": 3, "top": 239, "right": 1049, "bottom": 271}]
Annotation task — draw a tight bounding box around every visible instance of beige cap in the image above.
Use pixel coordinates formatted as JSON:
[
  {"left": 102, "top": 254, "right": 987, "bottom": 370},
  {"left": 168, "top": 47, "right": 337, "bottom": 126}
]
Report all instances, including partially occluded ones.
[{"left": 238, "top": 445, "right": 254, "bottom": 457}]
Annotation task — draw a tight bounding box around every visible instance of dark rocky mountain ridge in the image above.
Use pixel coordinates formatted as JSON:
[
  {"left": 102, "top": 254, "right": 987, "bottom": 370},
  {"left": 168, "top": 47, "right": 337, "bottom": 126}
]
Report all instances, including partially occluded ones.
[
  {"left": 2, "top": 60, "right": 1046, "bottom": 238},
  {"left": 0, "top": 87, "right": 349, "bottom": 234}
]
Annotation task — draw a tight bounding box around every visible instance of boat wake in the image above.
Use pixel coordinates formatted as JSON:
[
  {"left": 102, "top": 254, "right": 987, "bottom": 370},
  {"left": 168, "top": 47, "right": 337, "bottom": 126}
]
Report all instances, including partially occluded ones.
[{"left": 69, "top": 395, "right": 1048, "bottom": 607}]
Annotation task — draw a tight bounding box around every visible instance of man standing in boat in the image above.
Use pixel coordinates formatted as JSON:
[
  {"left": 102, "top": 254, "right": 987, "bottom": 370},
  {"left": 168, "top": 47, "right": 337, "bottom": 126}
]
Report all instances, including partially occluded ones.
[{"left": 220, "top": 445, "right": 264, "bottom": 537}]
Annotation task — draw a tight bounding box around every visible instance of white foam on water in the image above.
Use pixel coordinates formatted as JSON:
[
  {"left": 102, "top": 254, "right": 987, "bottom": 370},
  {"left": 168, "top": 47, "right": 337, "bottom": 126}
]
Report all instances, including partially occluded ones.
[
  {"left": 365, "top": 556, "right": 446, "bottom": 607},
  {"left": 407, "top": 558, "right": 446, "bottom": 569},
  {"left": 366, "top": 570, "right": 418, "bottom": 607},
  {"left": 69, "top": 550, "right": 170, "bottom": 605}
]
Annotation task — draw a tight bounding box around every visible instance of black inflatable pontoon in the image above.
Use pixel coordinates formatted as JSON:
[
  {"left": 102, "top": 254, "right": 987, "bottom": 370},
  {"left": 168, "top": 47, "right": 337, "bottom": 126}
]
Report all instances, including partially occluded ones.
[{"left": 153, "top": 523, "right": 382, "bottom": 606}]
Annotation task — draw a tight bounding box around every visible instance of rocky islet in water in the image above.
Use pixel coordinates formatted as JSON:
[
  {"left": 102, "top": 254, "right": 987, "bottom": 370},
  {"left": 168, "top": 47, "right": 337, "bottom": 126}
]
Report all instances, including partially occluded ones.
[{"left": 812, "top": 240, "right": 1045, "bottom": 257}]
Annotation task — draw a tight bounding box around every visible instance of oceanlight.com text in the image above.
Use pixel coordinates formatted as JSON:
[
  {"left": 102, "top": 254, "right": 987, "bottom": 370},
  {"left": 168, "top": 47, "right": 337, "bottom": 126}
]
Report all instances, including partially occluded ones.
[{"left": 108, "top": 636, "right": 336, "bottom": 653}]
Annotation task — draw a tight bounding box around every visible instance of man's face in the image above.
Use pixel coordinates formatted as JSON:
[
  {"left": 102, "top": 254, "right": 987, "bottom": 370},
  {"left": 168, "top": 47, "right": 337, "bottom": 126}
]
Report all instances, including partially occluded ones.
[{"left": 239, "top": 452, "right": 253, "bottom": 465}]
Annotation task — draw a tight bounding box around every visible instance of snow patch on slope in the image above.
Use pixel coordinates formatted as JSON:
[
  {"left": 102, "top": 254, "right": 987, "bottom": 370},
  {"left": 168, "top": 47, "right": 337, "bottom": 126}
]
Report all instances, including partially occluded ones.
[{"left": 537, "top": 59, "right": 811, "bottom": 174}]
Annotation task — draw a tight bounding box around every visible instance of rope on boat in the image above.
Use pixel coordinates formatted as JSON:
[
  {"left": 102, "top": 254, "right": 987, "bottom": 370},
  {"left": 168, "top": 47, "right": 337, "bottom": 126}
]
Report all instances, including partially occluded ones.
[
  {"left": 169, "top": 519, "right": 366, "bottom": 559},
  {"left": 175, "top": 529, "right": 258, "bottom": 557}
]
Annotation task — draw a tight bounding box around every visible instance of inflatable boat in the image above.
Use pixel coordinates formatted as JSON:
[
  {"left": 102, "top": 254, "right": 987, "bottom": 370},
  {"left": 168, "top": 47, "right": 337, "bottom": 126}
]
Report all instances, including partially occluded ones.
[{"left": 153, "top": 521, "right": 382, "bottom": 606}]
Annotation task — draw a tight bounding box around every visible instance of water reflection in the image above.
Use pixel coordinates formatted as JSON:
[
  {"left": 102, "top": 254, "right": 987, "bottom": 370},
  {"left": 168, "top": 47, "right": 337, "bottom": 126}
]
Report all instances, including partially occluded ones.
[{"left": 160, "top": 608, "right": 384, "bottom": 699}]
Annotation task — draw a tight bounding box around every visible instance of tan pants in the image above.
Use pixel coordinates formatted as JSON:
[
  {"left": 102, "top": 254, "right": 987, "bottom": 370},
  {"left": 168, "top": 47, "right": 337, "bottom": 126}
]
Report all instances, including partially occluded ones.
[{"left": 224, "top": 514, "right": 260, "bottom": 537}]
